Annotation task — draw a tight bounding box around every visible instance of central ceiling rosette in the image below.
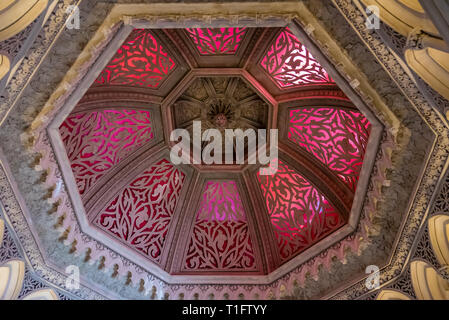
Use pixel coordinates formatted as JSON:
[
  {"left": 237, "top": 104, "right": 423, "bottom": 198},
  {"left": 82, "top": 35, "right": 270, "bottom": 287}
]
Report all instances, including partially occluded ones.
[
  {"left": 53, "top": 25, "right": 377, "bottom": 279},
  {"left": 173, "top": 77, "right": 269, "bottom": 133},
  {"left": 171, "top": 76, "right": 270, "bottom": 163}
]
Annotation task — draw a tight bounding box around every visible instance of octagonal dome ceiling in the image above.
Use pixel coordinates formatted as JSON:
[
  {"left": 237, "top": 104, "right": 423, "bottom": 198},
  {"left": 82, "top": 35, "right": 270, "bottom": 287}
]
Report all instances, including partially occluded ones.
[
  {"left": 3, "top": 0, "right": 448, "bottom": 302},
  {"left": 54, "top": 26, "right": 376, "bottom": 278}
]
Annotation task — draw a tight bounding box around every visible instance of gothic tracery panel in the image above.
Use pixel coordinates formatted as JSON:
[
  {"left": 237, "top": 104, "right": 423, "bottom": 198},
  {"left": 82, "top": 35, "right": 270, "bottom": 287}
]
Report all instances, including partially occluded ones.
[
  {"left": 59, "top": 109, "right": 154, "bottom": 196},
  {"left": 94, "top": 159, "right": 185, "bottom": 262},
  {"left": 257, "top": 159, "right": 344, "bottom": 262},
  {"left": 184, "top": 181, "right": 257, "bottom": 271},
  {"left": 260, "top": 27, "right": 333, "bottom": 88},
  {"left": 94, "top": 29, "right": 176, "bottom": 88},
  {"left": 185, "top": 28, "right": 247, "bottom": 55},
  {"left": 288, "top": 107, "right": 371, "bottom": 191}
]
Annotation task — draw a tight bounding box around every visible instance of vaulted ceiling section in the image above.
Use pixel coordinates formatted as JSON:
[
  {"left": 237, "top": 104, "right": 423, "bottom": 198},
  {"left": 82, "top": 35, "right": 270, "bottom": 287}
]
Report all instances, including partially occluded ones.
[{"left": 0, "top": 1, "right": 447, "bottom": 301}]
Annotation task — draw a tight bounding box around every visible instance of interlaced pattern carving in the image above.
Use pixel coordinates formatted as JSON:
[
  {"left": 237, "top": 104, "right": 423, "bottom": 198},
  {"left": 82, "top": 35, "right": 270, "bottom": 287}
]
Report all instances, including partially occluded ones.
[
  {"left": 288, "top": 107, "right": 371, "bottom": 191},
  {"left": 17, "top": 270, "right": 47, "bottom": 299},
  {"left": 185, "top": 28, "right": 247, "bottom": 55},
  {"left": 94, "top": 159, "right": 185, "bottom": 262},
  {"left": 0, "top": 22, "right": 35, "bottom": 59},
  {"left": 94, "top": 29, "right": 176, "bottom": 88},
  {"left": 0, "top": 221, "right": 69, "bottom": 299},
  {"left": 257, "top": 160, "right": 343, "bottom": 262},
  {"left": 260, "top": 27, "right": 333, "bottom": 88},
  {"left": 431, "top": 171, "right": 449, "bottom": 215},
  {"left": 184, "top": 181, "right": 256, "bottom": 271},
  {"left": 59, "top": 108, "right": 154, "bottom": 196},
  {"left": 0, "top": 223, "right": 21, "bottom": 262}
]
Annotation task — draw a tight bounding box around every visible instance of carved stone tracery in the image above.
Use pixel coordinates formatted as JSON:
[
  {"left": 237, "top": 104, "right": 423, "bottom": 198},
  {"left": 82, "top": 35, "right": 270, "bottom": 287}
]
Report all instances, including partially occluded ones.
[{"left": 0, "top": 0, "right": 444, "bottom": 296}]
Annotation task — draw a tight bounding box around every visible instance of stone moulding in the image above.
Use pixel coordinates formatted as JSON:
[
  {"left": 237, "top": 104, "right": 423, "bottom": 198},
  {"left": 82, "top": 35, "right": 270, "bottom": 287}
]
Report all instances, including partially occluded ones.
[
  {"left": 0, "top": 0, "right": 80, "bottom": 125},
  {"left": 2, "top": 1, "right": 439, "bottom": 299},
  {"left": 326, "top": 0, "right": 449, "bottom": 299},
  {"left": 27, "top": 2, "right": 392, "bottom": 298},
  {"left": 0, "top": 148, "right": 105, "bottom": 300}
]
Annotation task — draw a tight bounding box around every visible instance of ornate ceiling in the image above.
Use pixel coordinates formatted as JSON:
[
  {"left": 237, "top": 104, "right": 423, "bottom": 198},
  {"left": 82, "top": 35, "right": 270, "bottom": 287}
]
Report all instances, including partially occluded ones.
[
  {"left": 46, "top": 22, "right": 378, "bottom": 280},
  {"left": 0, "top": 1, "right": 448, "bottom": 300}
]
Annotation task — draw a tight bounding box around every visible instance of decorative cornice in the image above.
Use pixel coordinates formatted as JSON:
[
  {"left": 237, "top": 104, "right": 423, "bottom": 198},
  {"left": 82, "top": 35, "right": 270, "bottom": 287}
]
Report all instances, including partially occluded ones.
[
  {"left": 0, "top": 1, "right": 445, "bottom": 300},
  {"left": 27, "top": 4, "right": 394, "bottom": 298},
  {"left": 329, "top": 0, "right": 449, "bottom": 299},
  {"left": 0, "top": 0, "right": 81, "bottom": 125}
]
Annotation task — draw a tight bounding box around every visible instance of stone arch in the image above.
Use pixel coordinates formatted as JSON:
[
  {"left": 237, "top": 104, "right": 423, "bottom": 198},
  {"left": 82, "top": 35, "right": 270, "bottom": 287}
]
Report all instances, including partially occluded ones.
[
  {"left": 405, "top": 40, "right": 449, "bottom": 100},
  {"left": 0, "top": 0, "right": 48, "bottom": 41},
  {"left": 410, "top": 260, "right": 449, "bottom": 300},
  {"left": 0, "top": 218, "right": 4, "bottom": 247},
  {"left": 376, "top": 289, "right": 412, "bottom": 300},
  {"left": 360, "top": 0, "right": 437, "bottom": 36},
  {"left": 428, "top": 214, "right": 449, "bottom": 268},
  {"left": 0, "top": 260, "right": 25, "bottom": 300},
  {"left": 0, "top": 54, "right": 10, "bottom": 81},
  {"left": 22, "top": 288, "right": 59, "bottom": 300}
]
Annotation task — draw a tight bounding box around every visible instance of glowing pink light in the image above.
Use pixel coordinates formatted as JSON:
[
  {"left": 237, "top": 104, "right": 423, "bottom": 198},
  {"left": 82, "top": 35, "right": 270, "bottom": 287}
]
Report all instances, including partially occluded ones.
[
  {"left": 94, "top": 159, "right": 185, "bottom": 262},
  {"left": 184, "top": 180, "right": 256, "bottom": 270},
  {"left": 288, "top": 107, "right": 371, "bottom": 191},
  {"left": 257, "top": 159, "right": 343, "bottom": 261},
  {"left": 94, "top": 29, "right": 176, "bottom": 88},
  {"left": 59, "top": 108, "right": 154, "bottom": 195},
  {"left": 260, "top": 27, "right": 333, "bottom": 88},
  {"left": 186, "top": 28, "right": 247, "bottom": 55}
]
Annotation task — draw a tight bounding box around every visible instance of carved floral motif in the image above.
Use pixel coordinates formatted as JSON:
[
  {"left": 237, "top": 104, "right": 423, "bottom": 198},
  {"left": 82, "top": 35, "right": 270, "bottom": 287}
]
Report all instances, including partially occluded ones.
[
  {"left": 288, "top": 107, "right": 371, "bottom": 191},
  {"left": 261, "top": 27, "right": 333, "bottom": 88},
  {"left": 94, "top": 29, "right": 176, "bottom": 88},
  {"left": 184, "top": 181, "right": 256, "bottom": 270},
  {"left": 186, "top": 28, "right": 247, "bottom": 55},
  {"left": 94, "top": 159, "right": 185, "bottom": 262},
  {"left": 5, "top": 0, "right": 442, "bottom": 300},
  {"left": 59, "top": 108, "right": 154, "bottom": 196},
  {"left": 257, "top": 159, "right": 344, "bottom": 261}
]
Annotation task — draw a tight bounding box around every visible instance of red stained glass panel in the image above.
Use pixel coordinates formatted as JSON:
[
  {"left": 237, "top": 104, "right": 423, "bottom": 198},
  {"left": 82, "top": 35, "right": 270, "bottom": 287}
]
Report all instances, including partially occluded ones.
[
  {"left": 94, "top": 159, "right": 185, "bottom": 262},
  {"left": 186, "top": 28, "right": 247, "bottom": 55},
  {"left": 288, "top": 107, "right": 371, "bottom": 191},
  {"left": 261, "top": 27, "right": 333, "bottom": 88},
  {"left": 94, "top": 29, "right": 176, "bottom": 88},
  {"left": 59, "top": 108, "right": 154, "bottom": 196},
  {"left": 257, "top": 159, "right": 343, "bottom": 262},
  {"left": 184, "top": 181, "right": 257, "bottom": 271}
]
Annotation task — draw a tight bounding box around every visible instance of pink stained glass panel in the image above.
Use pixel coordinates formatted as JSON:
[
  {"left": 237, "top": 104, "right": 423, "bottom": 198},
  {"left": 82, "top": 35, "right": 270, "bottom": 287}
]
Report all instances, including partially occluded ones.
[
  {"left": 257, "top": 159, "right": 343, "bottom": 262},
  {"left": 94, "top": 29, "right": 176, "bottom": 88},
  {"left": 94, "top": 159, "right": 185, "bottom": 262},
  {"left": 261, "top": 27, "right": 333, "bottom": 88},
  {"left": 185, "top": 28, "right": 247, "bottom": 55},
  {"left": 288, "top": 107, "right": 371, "bottom": 191},
  {"left": 184, "top": 181, "right": 257, "bottom": 271},
  {"left": 59, "top": 108, "right": 154, "bottom": 196}
]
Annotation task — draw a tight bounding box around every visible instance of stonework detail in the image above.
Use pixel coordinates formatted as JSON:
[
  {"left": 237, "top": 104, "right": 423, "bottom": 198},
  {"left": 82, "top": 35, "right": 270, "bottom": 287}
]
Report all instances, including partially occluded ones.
[
  {"left": 185, "top": 28, "right": 247, "bottom": 55},
  {"left": 0, "top": 217, "right": 71, "bottom": 300},
  {"left": 60, "top": 108, "right": 154, "bottom": 196},
  {"left": 184, "top": 181, "right": 257, "bottom": 271},
  {"left": 257, "top": 159, "right": 344, "bottom": 262},
  {"left": 260, "top": 27, "right": 333, "bottom": 88},
  {"left": 288, "top": 107, "right": 371, "bottom": 191},
  {"left": 173, "top": 76, "right": 269, "bottom": 161},
  {"left": 174, "top": 76, "right": 268, "bottom": 132},
  {"left": 95, "top": 29, "right": 176, "bottom": 88},
  {"left": 17, "top": 6, "right": 394, "bottom": 299},
  {"left": 94, "top": 159, "right": 185, "bottom": 263},
  {"left": 0, "top": 0, "right": 446, "bottom": 301}
]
